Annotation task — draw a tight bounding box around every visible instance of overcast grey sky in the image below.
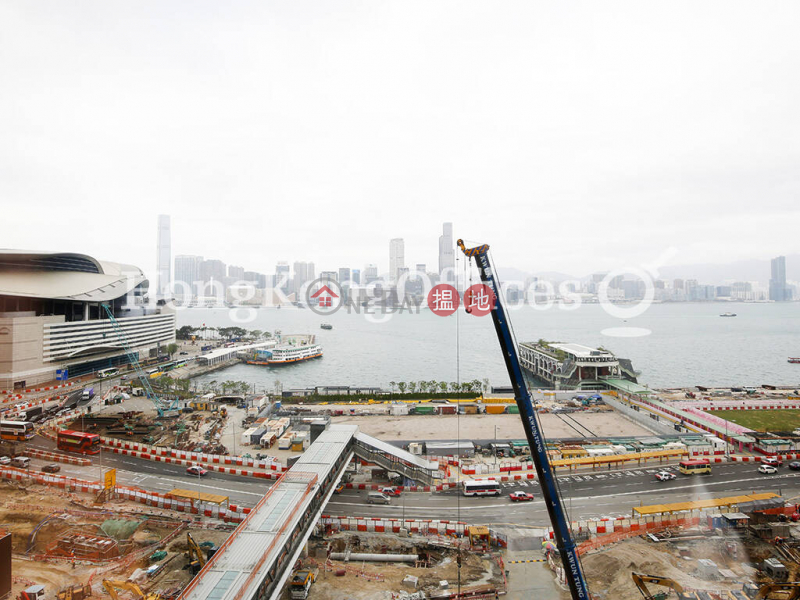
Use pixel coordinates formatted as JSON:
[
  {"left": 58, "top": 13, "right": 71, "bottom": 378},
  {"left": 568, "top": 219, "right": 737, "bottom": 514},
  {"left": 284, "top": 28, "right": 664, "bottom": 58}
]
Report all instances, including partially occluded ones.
[{"left": 2, "top": 1, "right": 799, "bottom": 279}]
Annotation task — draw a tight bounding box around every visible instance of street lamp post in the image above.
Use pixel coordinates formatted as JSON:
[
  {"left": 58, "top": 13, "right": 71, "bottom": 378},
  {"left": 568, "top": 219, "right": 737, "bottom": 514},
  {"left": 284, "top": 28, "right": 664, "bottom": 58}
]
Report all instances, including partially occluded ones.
[{"left": 494, "top": 425, "right": 498, "bottom": 468}]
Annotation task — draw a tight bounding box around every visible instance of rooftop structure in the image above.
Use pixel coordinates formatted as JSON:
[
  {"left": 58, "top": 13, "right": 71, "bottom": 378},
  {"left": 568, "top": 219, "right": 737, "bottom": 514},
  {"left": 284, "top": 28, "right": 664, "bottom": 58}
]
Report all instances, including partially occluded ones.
[
  {"left": 518, "top": 341, "right": 638, "bottom": 390},
  {"left": 0, "top": 250, "right": 175, "bottom": 390}
]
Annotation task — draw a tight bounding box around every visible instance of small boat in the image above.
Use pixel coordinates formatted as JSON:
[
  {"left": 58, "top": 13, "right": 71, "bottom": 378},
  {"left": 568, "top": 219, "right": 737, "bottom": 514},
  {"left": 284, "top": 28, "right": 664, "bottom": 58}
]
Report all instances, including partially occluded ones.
[
  {"left": 320, "top": 323, "right": 333, "bottom": 330},
  {"left": 719, "top": 312, "right": 737, "bottom": 317},
  {"left": 789, "top": 358, "right": 800, "bottom": 364}
]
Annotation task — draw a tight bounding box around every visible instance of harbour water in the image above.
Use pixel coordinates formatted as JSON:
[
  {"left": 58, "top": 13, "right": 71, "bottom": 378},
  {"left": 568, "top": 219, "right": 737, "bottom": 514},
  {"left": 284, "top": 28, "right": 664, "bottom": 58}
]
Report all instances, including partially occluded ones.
[{"left": 177, "top": 302, "right": 800, "bottom": 392}]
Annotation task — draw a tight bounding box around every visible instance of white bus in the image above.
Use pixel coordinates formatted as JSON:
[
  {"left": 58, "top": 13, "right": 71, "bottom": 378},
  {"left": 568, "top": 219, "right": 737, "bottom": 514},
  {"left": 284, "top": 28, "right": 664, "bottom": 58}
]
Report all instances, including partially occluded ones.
[
  {"left": 462, "top": 479, "right": 501, "bottom": 497},
  {"left": 0, "top": 420, "right": 35, "bottom": 441},
  {"left": 97, "top": 368, "right": 119, "bottom": 379}
]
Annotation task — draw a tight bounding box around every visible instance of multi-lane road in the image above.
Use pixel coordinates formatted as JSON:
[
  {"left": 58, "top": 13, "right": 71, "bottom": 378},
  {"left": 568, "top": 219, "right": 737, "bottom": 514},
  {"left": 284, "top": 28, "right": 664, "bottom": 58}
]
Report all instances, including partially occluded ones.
[
  {"left": 326, "top": 462, "right": 800, "bottom": 525},
  {"left": 26, "top": 429, "right": 800, "bottom": 526}
]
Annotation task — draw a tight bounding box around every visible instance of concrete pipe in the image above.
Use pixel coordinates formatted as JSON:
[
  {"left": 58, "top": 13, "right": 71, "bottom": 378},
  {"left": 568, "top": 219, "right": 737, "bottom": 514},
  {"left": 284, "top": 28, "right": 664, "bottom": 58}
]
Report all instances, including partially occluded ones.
[{"left": 329, "top": 553, "right": 418, "bottom": 562}]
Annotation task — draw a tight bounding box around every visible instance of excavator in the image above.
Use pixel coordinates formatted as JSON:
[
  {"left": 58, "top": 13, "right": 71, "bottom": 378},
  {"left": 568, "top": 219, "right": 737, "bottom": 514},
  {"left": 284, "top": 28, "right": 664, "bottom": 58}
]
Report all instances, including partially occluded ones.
[
  {"left": 102, "top": 580, "right": 162, "bottom": 600},
  {"left": 185, "top": 532, "right": 208, "bottom": 575},
  {"left": 632, "top": 573, "right": 692, "bottom": 600},
  {"left": 754, "top": 582, "right": 800, "bottom": 600}
]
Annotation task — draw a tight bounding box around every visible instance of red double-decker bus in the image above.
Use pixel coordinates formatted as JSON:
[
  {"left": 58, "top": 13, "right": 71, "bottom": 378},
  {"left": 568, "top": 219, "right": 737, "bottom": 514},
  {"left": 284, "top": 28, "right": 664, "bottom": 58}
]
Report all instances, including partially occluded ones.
[{"left": 57, "top": 430, "right": 101, "bottom": 455}]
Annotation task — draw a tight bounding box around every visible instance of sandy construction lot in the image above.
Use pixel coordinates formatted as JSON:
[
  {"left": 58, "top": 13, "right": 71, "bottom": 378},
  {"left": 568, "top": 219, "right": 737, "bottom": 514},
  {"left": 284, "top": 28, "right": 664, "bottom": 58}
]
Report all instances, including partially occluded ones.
[{"left": 331, "top": 411, "right": 653, "bottom": 441}]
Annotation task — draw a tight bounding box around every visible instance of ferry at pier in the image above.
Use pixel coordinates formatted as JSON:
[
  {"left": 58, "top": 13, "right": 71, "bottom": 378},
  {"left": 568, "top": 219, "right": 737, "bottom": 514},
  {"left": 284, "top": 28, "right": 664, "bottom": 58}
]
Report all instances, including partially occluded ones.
[
  {"left": 719, "top": 312, "right": 737, "bottom": 317},
  {"left": 245, "top": 342, "right": 322, "bottom": 366},
  {"left": 789, "top": 357, "right": 800, "bottom": 364}
]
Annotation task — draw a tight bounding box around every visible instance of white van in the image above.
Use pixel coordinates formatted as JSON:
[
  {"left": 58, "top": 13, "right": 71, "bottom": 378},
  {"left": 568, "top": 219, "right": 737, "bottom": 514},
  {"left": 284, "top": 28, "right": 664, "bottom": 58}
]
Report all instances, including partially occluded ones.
[
  {"left": 11, "top": 456, "right": 30, "bottom": 468},
  {"left": 366, "top": 492, "right": 391, "bottom": 505}
]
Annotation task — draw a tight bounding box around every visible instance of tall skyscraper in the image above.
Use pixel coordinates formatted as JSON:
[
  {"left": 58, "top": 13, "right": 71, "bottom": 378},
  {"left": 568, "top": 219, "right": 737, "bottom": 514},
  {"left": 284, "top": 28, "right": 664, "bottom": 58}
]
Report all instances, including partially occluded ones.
[
  {"left": 389, "top": 238, "right": 405, "bottom": 281},
  {"left": 351, "top": 269, "right": 361, "bottom": 285},
  {"left": 275, "top": 262, "right": 290, "bottom": 292},
  {"left": 174, "top": 255, "right": 203, "bottom": 295},
  {"left": 200, "top": 259, "right": 227, "bottom": 282},
  {"left": 338, "top": 268, "right": 351, "bottom": 285},
  {"left": 293, "top": 261, "right": 315, "bottom": 294},
  {"left": 156, "top": 215, "right": 171, "bottom": 297},
  {"left": 438, "top": 222, "right": 455, "bottom": 282},
  {"left": 770, "top": 256, "right": 792, "bottom": 301},
  {"left": 363, "top": 264, "right": 378, "bottom": 284},
  {"left": 228, "top": 265, "right": 245, "bottom": 279}
]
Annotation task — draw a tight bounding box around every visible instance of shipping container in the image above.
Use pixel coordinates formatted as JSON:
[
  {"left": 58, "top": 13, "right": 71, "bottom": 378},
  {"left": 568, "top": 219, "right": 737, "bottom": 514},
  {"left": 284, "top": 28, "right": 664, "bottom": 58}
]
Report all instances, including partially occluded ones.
[
  {"left": 439, "top": 405, "right": 457, "bottom": 415},
  {"left": 459, "top": 405, "right": 480, "bottom": 414},
  {"left": 485, "top": 405, "right": 507, "bottom": 415},
  {"left": 413, "top": 405, "right": 437, "bottom": 415},
  {"left": 506, "top": 405, "right": 519, "bottom": 414}
]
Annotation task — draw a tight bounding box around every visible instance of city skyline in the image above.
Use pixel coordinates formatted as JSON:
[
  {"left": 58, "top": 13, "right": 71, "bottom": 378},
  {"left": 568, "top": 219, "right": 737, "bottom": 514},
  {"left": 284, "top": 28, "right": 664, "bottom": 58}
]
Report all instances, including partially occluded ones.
[{"left": 3, "top": 4, "right": 799, "bottom": 280}]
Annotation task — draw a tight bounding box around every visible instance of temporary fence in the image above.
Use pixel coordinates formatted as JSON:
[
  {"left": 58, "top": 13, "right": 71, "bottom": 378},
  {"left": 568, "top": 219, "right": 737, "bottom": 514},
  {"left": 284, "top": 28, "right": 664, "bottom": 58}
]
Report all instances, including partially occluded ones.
[
  {"left": 320, "top": 515, "right": 468, "bottom": 537},
  {"left": 24, "top": 448, "right": 92, "bottom": 466},
  {"left": 0, "top": 465, "right": 249, "bottom": 524},
  {"left": 100, "top": 437, "right": 284, "bottom": 470}
]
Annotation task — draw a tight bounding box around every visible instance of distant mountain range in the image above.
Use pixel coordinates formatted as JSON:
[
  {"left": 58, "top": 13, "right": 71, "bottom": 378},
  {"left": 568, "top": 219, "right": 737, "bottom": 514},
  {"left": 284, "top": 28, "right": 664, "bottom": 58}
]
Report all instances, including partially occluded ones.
[{"left": 498, "top": 254, "right": 799, "bottom": 286}]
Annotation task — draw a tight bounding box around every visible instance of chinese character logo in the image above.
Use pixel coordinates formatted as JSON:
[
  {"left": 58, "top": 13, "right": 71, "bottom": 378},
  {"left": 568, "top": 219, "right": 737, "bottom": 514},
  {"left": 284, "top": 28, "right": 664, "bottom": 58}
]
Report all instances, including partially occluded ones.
[
  {"left": 307, "top": 280, "right": 343, "bottom": 315},
  {"left": 464, "top": 283, "right": 495, "bottom": 317},
  {"left": 428, "top": 284, "right": 460, "bottom": 316}
]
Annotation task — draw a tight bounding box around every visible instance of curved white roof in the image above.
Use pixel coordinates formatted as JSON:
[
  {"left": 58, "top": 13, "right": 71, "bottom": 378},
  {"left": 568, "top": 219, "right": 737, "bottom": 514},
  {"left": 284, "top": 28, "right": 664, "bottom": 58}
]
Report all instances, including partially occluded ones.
[{"left": 0, "top": 250, "right": 148, "bottom": 301}]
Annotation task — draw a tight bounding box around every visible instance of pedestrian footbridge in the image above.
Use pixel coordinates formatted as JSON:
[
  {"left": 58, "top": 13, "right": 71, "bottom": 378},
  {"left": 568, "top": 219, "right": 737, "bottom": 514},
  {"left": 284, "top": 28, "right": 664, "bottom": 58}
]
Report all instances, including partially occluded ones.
[
  {"left": 352, "top": 432, "right": 442, "bottom": 486},
  {"left": 179, "top": 425, "right": 444, "bottom": 600}
]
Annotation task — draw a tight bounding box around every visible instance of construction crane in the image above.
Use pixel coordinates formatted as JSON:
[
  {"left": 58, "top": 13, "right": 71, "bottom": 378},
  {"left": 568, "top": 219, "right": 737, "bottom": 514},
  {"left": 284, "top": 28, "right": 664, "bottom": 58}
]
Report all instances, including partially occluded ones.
[
  {"left": 102, "top": 580, "right": 162, "bottom": 600},
  {"left": 631, "top": 573, "right": 692, "bottom": 600},
  {"left": 457, "top": 240, "right": 591, "bottom": 600},
  {"left": 100, "top": 303, "right": 178, "bottom": 417}
]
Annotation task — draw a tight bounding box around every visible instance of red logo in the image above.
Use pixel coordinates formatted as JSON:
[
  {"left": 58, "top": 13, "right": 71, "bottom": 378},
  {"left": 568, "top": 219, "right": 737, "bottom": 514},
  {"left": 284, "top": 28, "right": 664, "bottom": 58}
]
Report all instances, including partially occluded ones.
[
  {"left": 428, "top": 284, "right": 460, "bottom": 316},
  {"left": 464, "top": 284, "right": 495, "bottom": 316},
  {"left": 310, "top": 285, "right": 339, "bottom": 309}
]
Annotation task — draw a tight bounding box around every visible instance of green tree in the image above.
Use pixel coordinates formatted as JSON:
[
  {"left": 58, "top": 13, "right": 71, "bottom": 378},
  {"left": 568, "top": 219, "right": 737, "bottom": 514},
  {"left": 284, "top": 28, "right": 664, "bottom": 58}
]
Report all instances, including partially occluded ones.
[
  {"left": 389, "top": 381, "right": 397, "bottom": 394},
  {"left": 166, "top": 343, "right": 178, "bottom": 358},
  {"left": 176, "top": 325, "right": 196, "bottom": 340},
  {"left": 250, "top": 329, "right": 263, "bottom": 340},
  {"left": 397, "top": 381, "right": 407, "bottom": 394},
  {"left": 438, "top": 381, "right": 448, "bottom": 393},
  {"left": 418, "top": 381, "right": 428, "bottom": 394},
  {"left": 409, "top": 381, "right": 417, "bottom": 394},
  {"left": 482, "top": 378, "right": 490, "bottom": 394}
]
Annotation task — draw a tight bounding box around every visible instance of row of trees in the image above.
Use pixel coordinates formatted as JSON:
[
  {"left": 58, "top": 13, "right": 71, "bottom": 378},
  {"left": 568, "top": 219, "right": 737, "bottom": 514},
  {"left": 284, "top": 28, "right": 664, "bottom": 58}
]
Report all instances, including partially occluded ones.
[
  {"left": 388, "top": 379, "right": 490, "bottom": 395},
  {"left": 176, "top": 326, "right": 276, "bottom": 341},
  {"left": 200, "top": 379, "right": 252, "bottom": 396}
]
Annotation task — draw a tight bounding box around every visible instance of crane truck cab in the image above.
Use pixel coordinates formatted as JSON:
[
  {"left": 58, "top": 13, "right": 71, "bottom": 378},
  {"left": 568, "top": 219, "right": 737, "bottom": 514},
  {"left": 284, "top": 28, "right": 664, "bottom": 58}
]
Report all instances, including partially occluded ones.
[{"left": 289, "top": 570, "right": 316, "bottom": 600}]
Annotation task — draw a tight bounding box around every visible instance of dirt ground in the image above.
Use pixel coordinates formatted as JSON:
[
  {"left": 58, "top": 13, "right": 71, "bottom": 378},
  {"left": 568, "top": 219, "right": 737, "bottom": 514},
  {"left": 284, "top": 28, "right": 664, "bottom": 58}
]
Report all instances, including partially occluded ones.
[
  {"left": 581, "top": 535, "right": 772, "bottom": 599},
  {"left": 298, "top": 532, "right": 502, "bottom": 600},
  {"left": 331, "top": 412, "right": 653, "bottom": 441},
  {"left": 0, "top": 481, "right": 235, "bottom": 599}
]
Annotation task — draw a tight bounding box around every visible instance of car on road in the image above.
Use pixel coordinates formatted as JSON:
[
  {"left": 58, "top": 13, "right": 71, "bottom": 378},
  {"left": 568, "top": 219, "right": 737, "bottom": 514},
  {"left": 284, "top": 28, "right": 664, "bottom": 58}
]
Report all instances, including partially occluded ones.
[
  {"left": 0, "top": 456, "right": 10, "bottom": 465},
  {"left": 761, "top": 456, "right": 782, "bottom": 467},
  {"left": 789, "top": 461, "right": 800, "bottom": 471},
  {"left": 381, "top": 487, "right": 401, "bottom": 497},
  {"left": 366, "top": 492, "right": 391, "bottom": 505},
  {"left": 179, "top": 351, "right": 189, "bottom": 355},
  {"left": 758, "top": 465, "right": 778, "bottom": 474},
  {"left": 42, "top": 464, "right": 61, "bottom": 473},
  {"left": 186, "top": 465, "right": 208, "bottom": 476},
  {"left": 655, "top": 471, "right": 676, "bottom": 481},
  {"left": 509, "top": 491, "right": 534, "bottom": 502}
]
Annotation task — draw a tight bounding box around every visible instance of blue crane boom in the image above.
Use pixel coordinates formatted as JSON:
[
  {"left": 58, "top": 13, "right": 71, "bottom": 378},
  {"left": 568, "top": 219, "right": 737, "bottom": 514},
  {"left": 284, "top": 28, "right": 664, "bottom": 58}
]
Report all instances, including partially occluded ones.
[
  {"left": 100, "top": 303, "right": 174, "bottom": 417},
  {"left": 457, "top": 240, "right": 591, "bottom": 600}
]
